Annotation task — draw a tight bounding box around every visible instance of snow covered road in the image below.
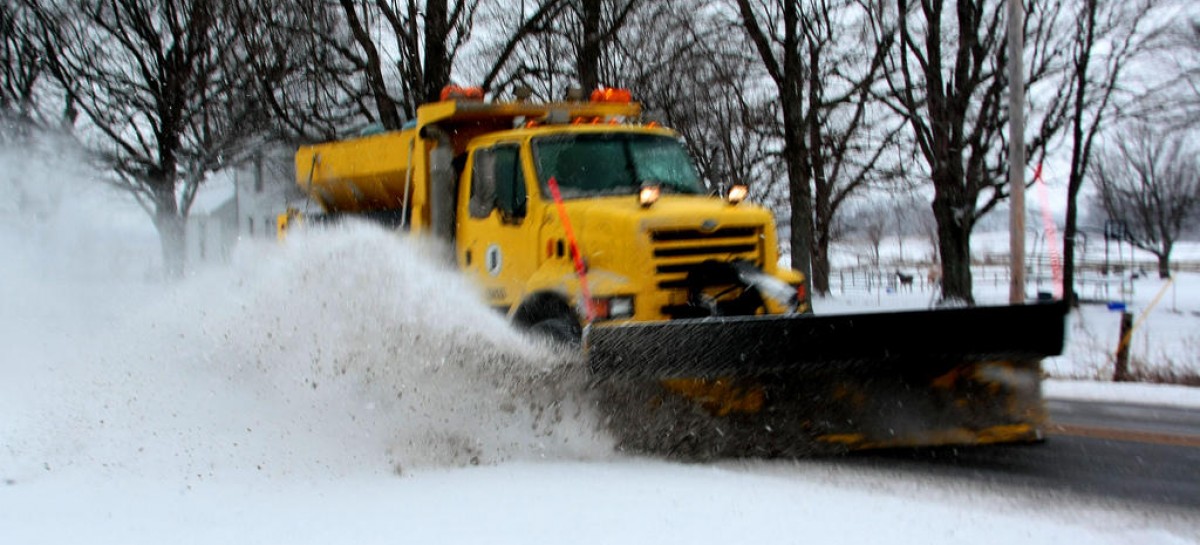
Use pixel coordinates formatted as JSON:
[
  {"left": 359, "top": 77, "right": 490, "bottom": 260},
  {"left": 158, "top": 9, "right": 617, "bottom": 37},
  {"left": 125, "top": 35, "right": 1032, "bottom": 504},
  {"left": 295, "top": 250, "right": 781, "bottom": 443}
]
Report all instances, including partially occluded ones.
[{"left": 4, "top": 454, "right": 1197, "bottom": 545}]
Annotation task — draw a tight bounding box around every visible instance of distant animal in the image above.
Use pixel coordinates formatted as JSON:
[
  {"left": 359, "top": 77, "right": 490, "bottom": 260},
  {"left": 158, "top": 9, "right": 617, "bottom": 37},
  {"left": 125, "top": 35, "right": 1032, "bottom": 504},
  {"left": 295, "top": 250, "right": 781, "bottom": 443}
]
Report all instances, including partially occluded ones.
[
  {"left": 895, "top": 270, "right": 914, "bottom": 292},
  {"left": 926, "top": 266, "right": 942, "bottom": 288}
]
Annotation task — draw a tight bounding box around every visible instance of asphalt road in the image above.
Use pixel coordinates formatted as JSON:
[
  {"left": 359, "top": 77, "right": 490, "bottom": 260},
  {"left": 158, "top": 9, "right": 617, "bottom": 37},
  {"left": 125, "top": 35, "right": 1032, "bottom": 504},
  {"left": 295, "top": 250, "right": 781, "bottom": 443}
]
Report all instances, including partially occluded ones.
[{"left": 841, "top": 399, "right": 1200, "bottom": 510}]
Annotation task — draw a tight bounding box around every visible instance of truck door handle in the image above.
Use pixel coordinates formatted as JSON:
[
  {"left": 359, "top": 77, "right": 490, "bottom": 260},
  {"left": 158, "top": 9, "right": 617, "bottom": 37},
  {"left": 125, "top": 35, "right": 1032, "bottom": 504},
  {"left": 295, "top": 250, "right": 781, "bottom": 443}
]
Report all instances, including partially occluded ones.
[{"left": 465, "top": 250, "right": 472, "bottom": 265}]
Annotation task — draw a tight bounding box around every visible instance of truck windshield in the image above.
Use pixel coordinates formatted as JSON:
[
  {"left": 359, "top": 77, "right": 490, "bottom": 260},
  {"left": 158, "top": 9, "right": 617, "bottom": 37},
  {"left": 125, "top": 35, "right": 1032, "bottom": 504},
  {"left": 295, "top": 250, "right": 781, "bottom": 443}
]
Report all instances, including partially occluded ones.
[{"left": 532, "top": 133, "right": 704, "bottom": 198}]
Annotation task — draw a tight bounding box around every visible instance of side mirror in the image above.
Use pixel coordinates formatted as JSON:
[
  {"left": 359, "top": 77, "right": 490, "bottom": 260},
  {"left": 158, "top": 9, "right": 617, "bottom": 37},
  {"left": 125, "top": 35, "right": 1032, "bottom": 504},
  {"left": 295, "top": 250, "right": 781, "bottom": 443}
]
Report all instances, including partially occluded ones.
[{"left": 469, "top": 150, "right": 497, "bottom": 219}]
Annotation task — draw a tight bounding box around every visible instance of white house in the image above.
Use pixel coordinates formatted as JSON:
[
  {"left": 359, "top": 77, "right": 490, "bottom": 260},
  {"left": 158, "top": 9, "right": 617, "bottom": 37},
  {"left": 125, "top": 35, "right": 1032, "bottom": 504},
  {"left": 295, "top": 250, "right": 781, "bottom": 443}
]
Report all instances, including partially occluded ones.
[{"left": 185, "top": 150, "right": 307, "bottom": 268}]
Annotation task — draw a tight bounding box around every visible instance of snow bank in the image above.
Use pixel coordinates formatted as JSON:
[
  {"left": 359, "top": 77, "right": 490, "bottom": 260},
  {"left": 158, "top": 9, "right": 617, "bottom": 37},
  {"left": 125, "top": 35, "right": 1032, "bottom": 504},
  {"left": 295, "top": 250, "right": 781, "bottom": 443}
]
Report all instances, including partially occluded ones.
[
  {"left": 1044, "top": 379, "right": 1200, "bottom": 409},
  {"left": 3, "top": 461, "right": 1196, "bottom": 545}
]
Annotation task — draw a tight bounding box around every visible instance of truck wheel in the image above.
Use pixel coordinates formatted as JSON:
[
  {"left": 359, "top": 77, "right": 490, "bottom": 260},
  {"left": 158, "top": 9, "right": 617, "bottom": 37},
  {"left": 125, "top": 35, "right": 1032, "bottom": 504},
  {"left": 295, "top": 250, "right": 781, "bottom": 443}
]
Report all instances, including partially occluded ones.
[{"left": 530, "top": 318, "right": 581, "bottom": 348}]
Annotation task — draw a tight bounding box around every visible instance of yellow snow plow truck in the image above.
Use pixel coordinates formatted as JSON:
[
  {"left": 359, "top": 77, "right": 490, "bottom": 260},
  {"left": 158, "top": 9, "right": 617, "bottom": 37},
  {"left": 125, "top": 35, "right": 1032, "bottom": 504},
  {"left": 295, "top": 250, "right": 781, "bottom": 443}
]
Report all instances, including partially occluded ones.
[{"left": 282, "top": 86, "right": 1066, "bottom": 458}]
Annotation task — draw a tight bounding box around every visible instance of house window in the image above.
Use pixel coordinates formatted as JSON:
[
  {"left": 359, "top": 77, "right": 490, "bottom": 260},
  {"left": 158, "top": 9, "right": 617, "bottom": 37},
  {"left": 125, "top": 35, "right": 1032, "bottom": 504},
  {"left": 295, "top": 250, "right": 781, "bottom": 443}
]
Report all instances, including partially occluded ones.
[{"left": 254, "top": 157, "right": 265, "bottom": 193}]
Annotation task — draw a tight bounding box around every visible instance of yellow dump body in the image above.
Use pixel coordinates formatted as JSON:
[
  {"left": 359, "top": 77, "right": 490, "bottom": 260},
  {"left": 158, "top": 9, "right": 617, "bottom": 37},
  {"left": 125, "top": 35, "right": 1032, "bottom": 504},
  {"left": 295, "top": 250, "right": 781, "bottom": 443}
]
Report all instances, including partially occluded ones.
[
  {"left": 295, "top": 129, "right": 423, "bottom": 215},
  {"left": 294, "top": 99, "right": 645, "bottom": 233}
]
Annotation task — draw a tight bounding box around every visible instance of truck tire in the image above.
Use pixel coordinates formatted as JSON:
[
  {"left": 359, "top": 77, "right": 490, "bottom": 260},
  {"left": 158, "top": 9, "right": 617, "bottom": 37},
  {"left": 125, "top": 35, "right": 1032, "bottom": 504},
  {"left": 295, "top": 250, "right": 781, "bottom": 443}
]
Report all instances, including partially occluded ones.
[{"left": 530, "top": 317, "right": 581, "bottom": 348}]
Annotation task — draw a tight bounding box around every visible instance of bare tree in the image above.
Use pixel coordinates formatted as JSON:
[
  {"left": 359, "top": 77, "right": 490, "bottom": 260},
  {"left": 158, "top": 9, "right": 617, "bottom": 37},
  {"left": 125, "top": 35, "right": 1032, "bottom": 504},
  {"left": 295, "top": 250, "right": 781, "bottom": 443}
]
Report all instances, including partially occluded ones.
[
  {"left": 572, "top": 0, "right": 638, "bottom": 91},
  {"left": 1, "top": 2, "right": 46, "bottom": 140},
  {"left": 862, "top": 207, "right": 888, "bottom": 269},
  {"left": 475, "top": 0, "right": 569, "bottom": 93},
  {"left": 841, "top": 200, "right": 892, "bottom": 268},
  {"left": 228, "top": 0, "right": 360, "bottom": 141},
  {"left": 1059, "top": 0, "right": 1158, "bottom": 307},
  {"left": 469, "top": 0, "right": 575, "bottom": 100},
  {"left": 610, "top": 0, "right": 776, "bottom": 198},
  {"left": 238, "top": 0, "right": 639, "bottom": 143},
  {"left": 330, "top": 0, "right": 480, "bottom": 125},
  {"left": 33, "top": 0, "right": 256, "bottom": 275},
  {"left": 735, "top": 0, "right": 897, "bottom": 296},
  {"left": 882, "top": 0, "right": 1069, "bottom": 304},
  {"left": 1166, "top": 15, "right": 1200, "bottom": 129},
  {"left": 888, "top": 190, "right": 930, "bottom": 263},
  {"left": 472, "top": 0, "right": 639, "bottom": 101},
  {"left": 734, "top": 0, "right": 812, "bottom": 295},
  {"left": 1091, "top": 125, "right": 1200, "bottom": 278},
  {"left": 235, "top": 0, "right": 481, "bottom": 139},
  {"left": 1133, "top": 14, "right": 1200, "bottom": 130},
  {"left": 807, "top": 2, "right": 906, "bottom": 295},
  {"left": 1187, "top": 19, "right": 1200, "bottom": 126},
  {"left": 2, "top": 2, "right": 44, "bottom": 214}
]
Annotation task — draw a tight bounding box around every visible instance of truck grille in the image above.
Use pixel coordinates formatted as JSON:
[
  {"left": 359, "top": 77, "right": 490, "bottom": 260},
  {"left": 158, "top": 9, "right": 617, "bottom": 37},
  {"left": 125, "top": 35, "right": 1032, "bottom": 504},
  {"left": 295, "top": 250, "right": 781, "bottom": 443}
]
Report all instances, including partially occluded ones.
[{"left": 650, "top": 226, "right": 763, "bottom": 290}]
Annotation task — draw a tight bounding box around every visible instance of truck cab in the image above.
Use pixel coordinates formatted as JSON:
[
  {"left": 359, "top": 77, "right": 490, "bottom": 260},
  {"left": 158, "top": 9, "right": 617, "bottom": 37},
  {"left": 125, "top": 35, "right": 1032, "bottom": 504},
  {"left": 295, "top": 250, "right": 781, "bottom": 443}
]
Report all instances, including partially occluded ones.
[{"left": 458, "top": 123, "right": 805, "bottom": 337}]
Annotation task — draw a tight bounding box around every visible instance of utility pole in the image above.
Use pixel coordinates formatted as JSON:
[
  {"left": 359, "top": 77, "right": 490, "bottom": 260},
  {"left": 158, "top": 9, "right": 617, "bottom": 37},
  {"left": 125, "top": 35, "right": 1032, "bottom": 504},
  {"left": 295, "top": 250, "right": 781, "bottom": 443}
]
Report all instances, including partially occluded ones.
[{"left": 1008, "top": 0, "right": 1026, "bottom": 304}]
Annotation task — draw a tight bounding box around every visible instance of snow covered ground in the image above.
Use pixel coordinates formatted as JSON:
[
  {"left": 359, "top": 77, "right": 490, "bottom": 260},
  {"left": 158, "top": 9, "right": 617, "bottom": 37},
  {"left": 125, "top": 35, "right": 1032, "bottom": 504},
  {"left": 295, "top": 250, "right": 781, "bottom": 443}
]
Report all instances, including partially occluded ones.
[
  {"left": 2, "top": 146, "right": 1198, "bottom": 544},
  {"left": 818, "top": 234, "right": 1200, "bottom": 385}
]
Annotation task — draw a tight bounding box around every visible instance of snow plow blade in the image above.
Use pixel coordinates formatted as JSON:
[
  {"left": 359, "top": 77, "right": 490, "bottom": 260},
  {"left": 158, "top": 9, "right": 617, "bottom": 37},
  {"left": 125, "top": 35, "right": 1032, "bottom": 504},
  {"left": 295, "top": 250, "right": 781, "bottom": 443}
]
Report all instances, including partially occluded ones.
[{"left": 586, "top": 301, "right": 1068, "bottom": 459}]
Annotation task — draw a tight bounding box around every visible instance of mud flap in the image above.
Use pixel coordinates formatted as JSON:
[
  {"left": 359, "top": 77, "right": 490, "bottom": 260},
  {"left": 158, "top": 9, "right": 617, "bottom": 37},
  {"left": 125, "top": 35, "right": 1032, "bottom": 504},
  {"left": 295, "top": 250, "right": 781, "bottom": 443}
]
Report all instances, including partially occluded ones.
[{"left": 586, "top": 302, "right": 1067, "bottom": 459}]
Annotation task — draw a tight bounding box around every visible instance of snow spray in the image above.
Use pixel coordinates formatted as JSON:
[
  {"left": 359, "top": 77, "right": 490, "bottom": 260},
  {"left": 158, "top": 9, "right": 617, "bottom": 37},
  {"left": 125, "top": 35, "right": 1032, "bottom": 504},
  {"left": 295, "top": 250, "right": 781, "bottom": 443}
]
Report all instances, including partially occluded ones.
[{"left": 0, "top": 145, "right": 613, "bottom": 484}]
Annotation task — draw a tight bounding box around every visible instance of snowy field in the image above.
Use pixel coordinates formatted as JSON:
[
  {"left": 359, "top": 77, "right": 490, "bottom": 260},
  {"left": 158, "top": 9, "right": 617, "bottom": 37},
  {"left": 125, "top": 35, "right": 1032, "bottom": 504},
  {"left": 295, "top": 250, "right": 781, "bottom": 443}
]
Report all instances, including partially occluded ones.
[
  {"left": 2, "top": 147, "right": 1199, "bottom": 544},
  {"left": 822, "top": 232, "right": 1200, "bottom": 385}
]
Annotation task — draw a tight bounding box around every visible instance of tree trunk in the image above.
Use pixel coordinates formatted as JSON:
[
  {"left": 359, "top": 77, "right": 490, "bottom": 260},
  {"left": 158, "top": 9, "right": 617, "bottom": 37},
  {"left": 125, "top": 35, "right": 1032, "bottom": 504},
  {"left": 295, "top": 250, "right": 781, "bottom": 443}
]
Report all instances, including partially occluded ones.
[
  {"left": 1062, "top": 0, "right": 1097, "bottom": 309},
  {"left": 577, "top": 0, "right": 602, "bottom": 91},
  {"left": 422, "top": 0, "right": 452, "bottom": 104},
  {"left": 734, "top": 0, "right": 813, "bottom": 294},
  {"left": 807, "top": 44, "right": 830, "bottom": 296},
  {"left": 787, "top": 159, "right": 813, "bottom": 286},
  {"left": 931, "top": 177, "right": 974, "bottom": 305},
  {"left": 781, "top": 2, "right": 813, "bottom": 295},
  {"left": 812, "top": 230, "right": 831, "bottom": 295},
  {"left": 157, "top": 214, "right": 186, "bottom": 278},
  {"left": 810, "top": 156, "right": 833, "bottom": 295},
  {"left": 1157, "top": 252, "right": 1171, "bottom": 279},
  {"left": 783, "top": 94, "right": 813, "bottom": 290},
  {"left": 337, "top": 0, "right": 404, "bottom": 129},
  {"left": 153, "top": 190, "right": 186, "bottom": 278},
  {"left": 1062, "top": 203, "right": 1079, "bottom": 305}
]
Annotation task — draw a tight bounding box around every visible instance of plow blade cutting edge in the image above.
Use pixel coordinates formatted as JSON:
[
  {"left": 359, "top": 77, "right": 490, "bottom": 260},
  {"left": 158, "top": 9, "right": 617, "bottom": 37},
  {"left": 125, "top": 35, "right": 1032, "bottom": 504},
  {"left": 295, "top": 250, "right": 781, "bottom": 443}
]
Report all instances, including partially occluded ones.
[{"left": 585, "top": 302, "right": 1068, "bottom": 459}]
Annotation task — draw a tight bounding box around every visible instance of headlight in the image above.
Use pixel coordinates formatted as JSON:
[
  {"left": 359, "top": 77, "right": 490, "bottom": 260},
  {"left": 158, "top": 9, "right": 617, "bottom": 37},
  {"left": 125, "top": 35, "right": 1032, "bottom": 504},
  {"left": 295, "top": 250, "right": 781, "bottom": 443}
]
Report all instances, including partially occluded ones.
[
  {"left": 639, "top": 183, "right": 661, "bottom": 208},
  {"left": 608, "top": 296, "right": 634, "bottom": 319},
  {"left": 592, "top": 296, "right": 635, "bottom": 320},
  {"left": 727, "top": 184, "right": 749, "bottom": 205}
]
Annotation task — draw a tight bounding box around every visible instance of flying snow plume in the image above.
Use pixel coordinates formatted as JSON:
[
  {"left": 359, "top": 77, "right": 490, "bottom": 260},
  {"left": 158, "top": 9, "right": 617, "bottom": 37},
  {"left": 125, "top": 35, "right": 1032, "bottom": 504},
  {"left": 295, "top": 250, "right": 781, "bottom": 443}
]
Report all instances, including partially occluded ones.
[
  {"left": 159, "top": 225, "right": 616, "bottom": 476},
  {"left": 0, "top": 140, "right": 613, "bottom": 487}
]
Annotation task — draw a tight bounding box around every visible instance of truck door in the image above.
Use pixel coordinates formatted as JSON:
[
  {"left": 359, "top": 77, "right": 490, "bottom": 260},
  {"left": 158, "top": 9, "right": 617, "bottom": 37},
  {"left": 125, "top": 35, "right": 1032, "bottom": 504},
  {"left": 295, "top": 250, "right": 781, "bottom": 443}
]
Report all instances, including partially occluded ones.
[{"left": 457, "top": 143, "right": 537, "bottom": 312}]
